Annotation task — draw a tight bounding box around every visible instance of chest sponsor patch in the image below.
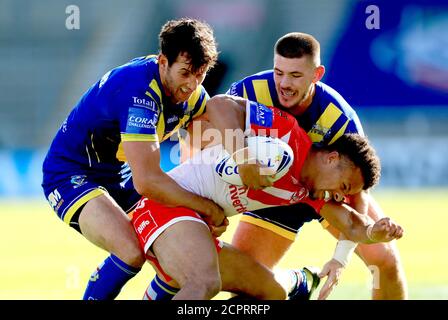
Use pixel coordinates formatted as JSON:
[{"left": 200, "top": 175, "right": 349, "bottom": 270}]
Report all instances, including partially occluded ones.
[{"left": 126, "top": 107, "right": 159, "bottom": 134}]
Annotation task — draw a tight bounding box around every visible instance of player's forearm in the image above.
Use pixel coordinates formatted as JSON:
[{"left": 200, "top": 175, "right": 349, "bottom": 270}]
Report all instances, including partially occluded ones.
[
  {"left": 320, "top": 202, "right": 375, "bottom": 243},
  {"left": 205, "top": 94, "right": 247, "bottom": 154},
  {"left": 180, "top": 114, "right": 218, "bottom": 162}
]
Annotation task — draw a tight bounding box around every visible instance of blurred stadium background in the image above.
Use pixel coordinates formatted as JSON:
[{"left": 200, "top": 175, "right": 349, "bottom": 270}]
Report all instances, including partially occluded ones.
[{"left": 1, "top": 0, "right": 447, "bottom": 299}]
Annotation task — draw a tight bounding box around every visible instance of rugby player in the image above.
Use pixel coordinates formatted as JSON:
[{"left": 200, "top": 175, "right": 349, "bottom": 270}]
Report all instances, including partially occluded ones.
[
  {"left": 132, "top": 96, "right": 403, "bottom": 300},
  {"left": 208, "top": 32, "right": 407, "bottom": 299},
  {"left": 41, "top": 18, "right": 226, "bottom": 300}
]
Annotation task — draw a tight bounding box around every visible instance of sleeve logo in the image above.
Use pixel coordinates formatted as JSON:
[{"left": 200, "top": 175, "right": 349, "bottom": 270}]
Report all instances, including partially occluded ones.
[
  {"left": 126, "top": 107, "right": 159, "bottom": 134},
  {"left": 132, "top": 96, "right": 157, "bottom": 112},
  {"left": 249, "top": 101, "right": 273, "bottom": 127}
]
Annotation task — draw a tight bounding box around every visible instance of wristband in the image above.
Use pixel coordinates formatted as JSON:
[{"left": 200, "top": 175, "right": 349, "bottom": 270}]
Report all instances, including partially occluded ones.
[{"left": 332, "top": 240, "right": 357, "bottom": 267}]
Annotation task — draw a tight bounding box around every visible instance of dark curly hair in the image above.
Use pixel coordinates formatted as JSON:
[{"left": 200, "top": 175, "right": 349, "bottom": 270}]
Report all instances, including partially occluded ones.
[
  {"left": 159, "top": 18, "right": 218, "bottom": 73},
  {"left": 316, "top": 134, "right": 381, "bottom": 190}
]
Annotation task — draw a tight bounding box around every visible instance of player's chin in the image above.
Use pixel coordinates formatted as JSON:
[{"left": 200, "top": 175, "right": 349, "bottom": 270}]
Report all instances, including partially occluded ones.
[
  {"left": 176, "top": 90, "right": 193, "bottom": 103},
  {"left": 279, "top": 97, "right": 297, "bottom": 109}
]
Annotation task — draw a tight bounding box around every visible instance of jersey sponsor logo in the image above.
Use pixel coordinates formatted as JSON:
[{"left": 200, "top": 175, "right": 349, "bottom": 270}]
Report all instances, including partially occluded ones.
[
  {"left": 133, "top": 209, "right": 158, "bottom": 242},
  {"left": 89, "top": 261, "right": 105, "bottom": 282},
  {"left": 215, "top": 155, "right": 245, "bottom": 183},
  {"left": 137, "top": 219, "right": 150, "bottom": 234},
  {"left": 166, "top": 115, "right": 179, "bottom": 124},
  {"left": 228, "top": 83, "right": 238, "bottom": 96},
  {"left": 309, "top": 124, "right": 331, "bottom": 139},
  {"left": 70, "top": 175, "right": 87, "bottom": 189},
  {"left": 249, "top": 101, "right": 273, "bottom": 127},
  {"left": 274, "top": 109, "right": 289, "bottom": 120},
  {"left": 215, "top": 156, "right": 239, "bottom": 178},
  {"left": 126, "top": 107, "right": 159, "bottom": 133},
  {"left": 132, "top": 96, "right": 157, "bottom": 112},
  {"left": 119, "top": 163, "right": 132, "bottom": 188},
  {"left": 47, "top": 189, "right": 64, "bottom": 212},
  {"left": 228, "top": 184, "right": 249, "bottom": 213},
  {"left": 128, "top": 115, "right": 157, "bottom": 128},
  {"left": 135, "top": 197, "right": 148, "bottom": 210},
  {"left": 290, "top": 187, "right": 309, "bottom": 203},
  {"left": 61, "top": 118, "right": 68, "bottom": 133},
  {"left": 99, "top": 71, "right": 111, "bottom": 88}
]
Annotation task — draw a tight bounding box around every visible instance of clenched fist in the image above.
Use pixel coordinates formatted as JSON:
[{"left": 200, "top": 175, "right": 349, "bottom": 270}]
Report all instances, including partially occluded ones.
[{"left": 368, "top": 217, "right": 404, "bottom": 242}]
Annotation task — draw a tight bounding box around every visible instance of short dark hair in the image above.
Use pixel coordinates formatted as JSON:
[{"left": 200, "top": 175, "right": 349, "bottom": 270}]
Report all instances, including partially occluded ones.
[
  {"left": 159, "top": 18, "right": 218, "bottom": 73},
  {"left": 317, "top": 134, "right": 381, "bottom": 190},
  {"left": 274, "top": 32, "right": 321, "bottom": 66}
]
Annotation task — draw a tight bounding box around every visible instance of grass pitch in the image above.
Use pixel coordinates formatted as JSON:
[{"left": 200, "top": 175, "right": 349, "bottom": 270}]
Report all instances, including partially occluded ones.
[{"left": 1, "top": 189, "right": 447, "bottom": 300}]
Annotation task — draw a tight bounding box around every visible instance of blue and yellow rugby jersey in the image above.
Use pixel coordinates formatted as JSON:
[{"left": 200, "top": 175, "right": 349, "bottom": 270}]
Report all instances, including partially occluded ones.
[
  {"left": 43, "top": 55, "right": 208, "bottom": 181},
  {"left": 227, "top": 70, "right": 364, "bottom": 146},
  {"left": 228, "top": 70, "right": 366, "bottom": 239}
]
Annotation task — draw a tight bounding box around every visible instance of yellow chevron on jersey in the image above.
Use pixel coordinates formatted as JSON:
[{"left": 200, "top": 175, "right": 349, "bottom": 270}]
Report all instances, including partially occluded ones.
[
  {"left": 307, "top": 102, "right": 342, "bottom": 143},
  {"left": 251, "top": 79, "right": 274, "bottom": 106},
  {"left": 161, "top": 85, "right": 206, "bottom": 141},
  {"left": 147, "top": 79, "right": 163, "bottom": 104},
  {"left": 157, "top": 112, "right": 166, "bottom": 142},
  {"left": 227, "top": 70, "right": 278, "bottom": 108},
  {"left": 189, "top": 87, "right": 207, "bottom": 119},
  {"left": 329, "top": 118, "right": 350, "bottom": 145}
]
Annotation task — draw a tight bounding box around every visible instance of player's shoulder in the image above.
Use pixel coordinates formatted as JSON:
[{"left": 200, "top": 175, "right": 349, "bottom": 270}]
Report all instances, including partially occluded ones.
[
  {"left": 313, "top": 82, "right": 364, "bottom": 136},
  {"left": 227, "top": 70, "right": 273, "bottom": 95},
  {"left": 239, "top": 70, "right": 274, "bottom": 84},
  {"left": 314, "top": 81, "right": 357, "bottom": 117},
  {"left": 113, "top": 55, "right": 157, "bottom": 80},
  {"left": 246, "top": 69, "right": 273, "bottom": 80},
  {"left": 98, "top": 55, "right": 157, "bottom": 90}
]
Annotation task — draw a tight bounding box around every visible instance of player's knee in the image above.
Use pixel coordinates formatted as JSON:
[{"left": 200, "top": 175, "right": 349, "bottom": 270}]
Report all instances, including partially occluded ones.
[
  {"left": 187, "top": 277, "right": 221, "bottom": 299},
  {"left": 367, "top": 247, "right": 403, "bottom": 280},
  {"left": 201, "top": 275, "right": 222, "bottom": 298},
  {"left": 183, "top": 275, "right": 222, "bottom": 299},
  {"left": 112, "top": 241, "right": 146, "bottom": 268},
  {"left": 376, "top": 255, "right": 402, "bottom": 277}
]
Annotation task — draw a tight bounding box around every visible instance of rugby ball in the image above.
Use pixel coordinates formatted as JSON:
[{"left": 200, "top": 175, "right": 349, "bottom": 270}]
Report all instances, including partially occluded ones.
[{"left": 215, "top": 135, "right": 294, "bottom": 186}]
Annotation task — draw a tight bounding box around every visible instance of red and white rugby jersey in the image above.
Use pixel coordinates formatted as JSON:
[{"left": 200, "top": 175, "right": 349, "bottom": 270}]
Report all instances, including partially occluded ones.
[{"left": 167, "top": 100, "right": 325, "bottom": 217}]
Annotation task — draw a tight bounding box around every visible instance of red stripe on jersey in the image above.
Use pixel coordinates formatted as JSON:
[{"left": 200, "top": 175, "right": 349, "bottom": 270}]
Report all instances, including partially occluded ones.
[{"left": 247, "top": 104, "right": 325, "bottom": 213}]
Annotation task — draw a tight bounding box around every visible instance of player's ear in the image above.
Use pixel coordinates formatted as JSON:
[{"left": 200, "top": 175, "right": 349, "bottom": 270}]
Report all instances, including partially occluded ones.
[
  {"left": 158, "top": 53, "right": 168, "bottom": 70},
  {"left": 326, "top": 151, "right": 340, "bottom": 164},
  {"left": 313, "top": 65, "right": 325, "bottom": 83}
]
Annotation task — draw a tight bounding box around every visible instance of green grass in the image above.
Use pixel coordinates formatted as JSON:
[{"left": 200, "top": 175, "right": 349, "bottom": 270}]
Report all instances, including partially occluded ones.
[{"left": 1, "top": 189, "right": 447, "bottom": 300}]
